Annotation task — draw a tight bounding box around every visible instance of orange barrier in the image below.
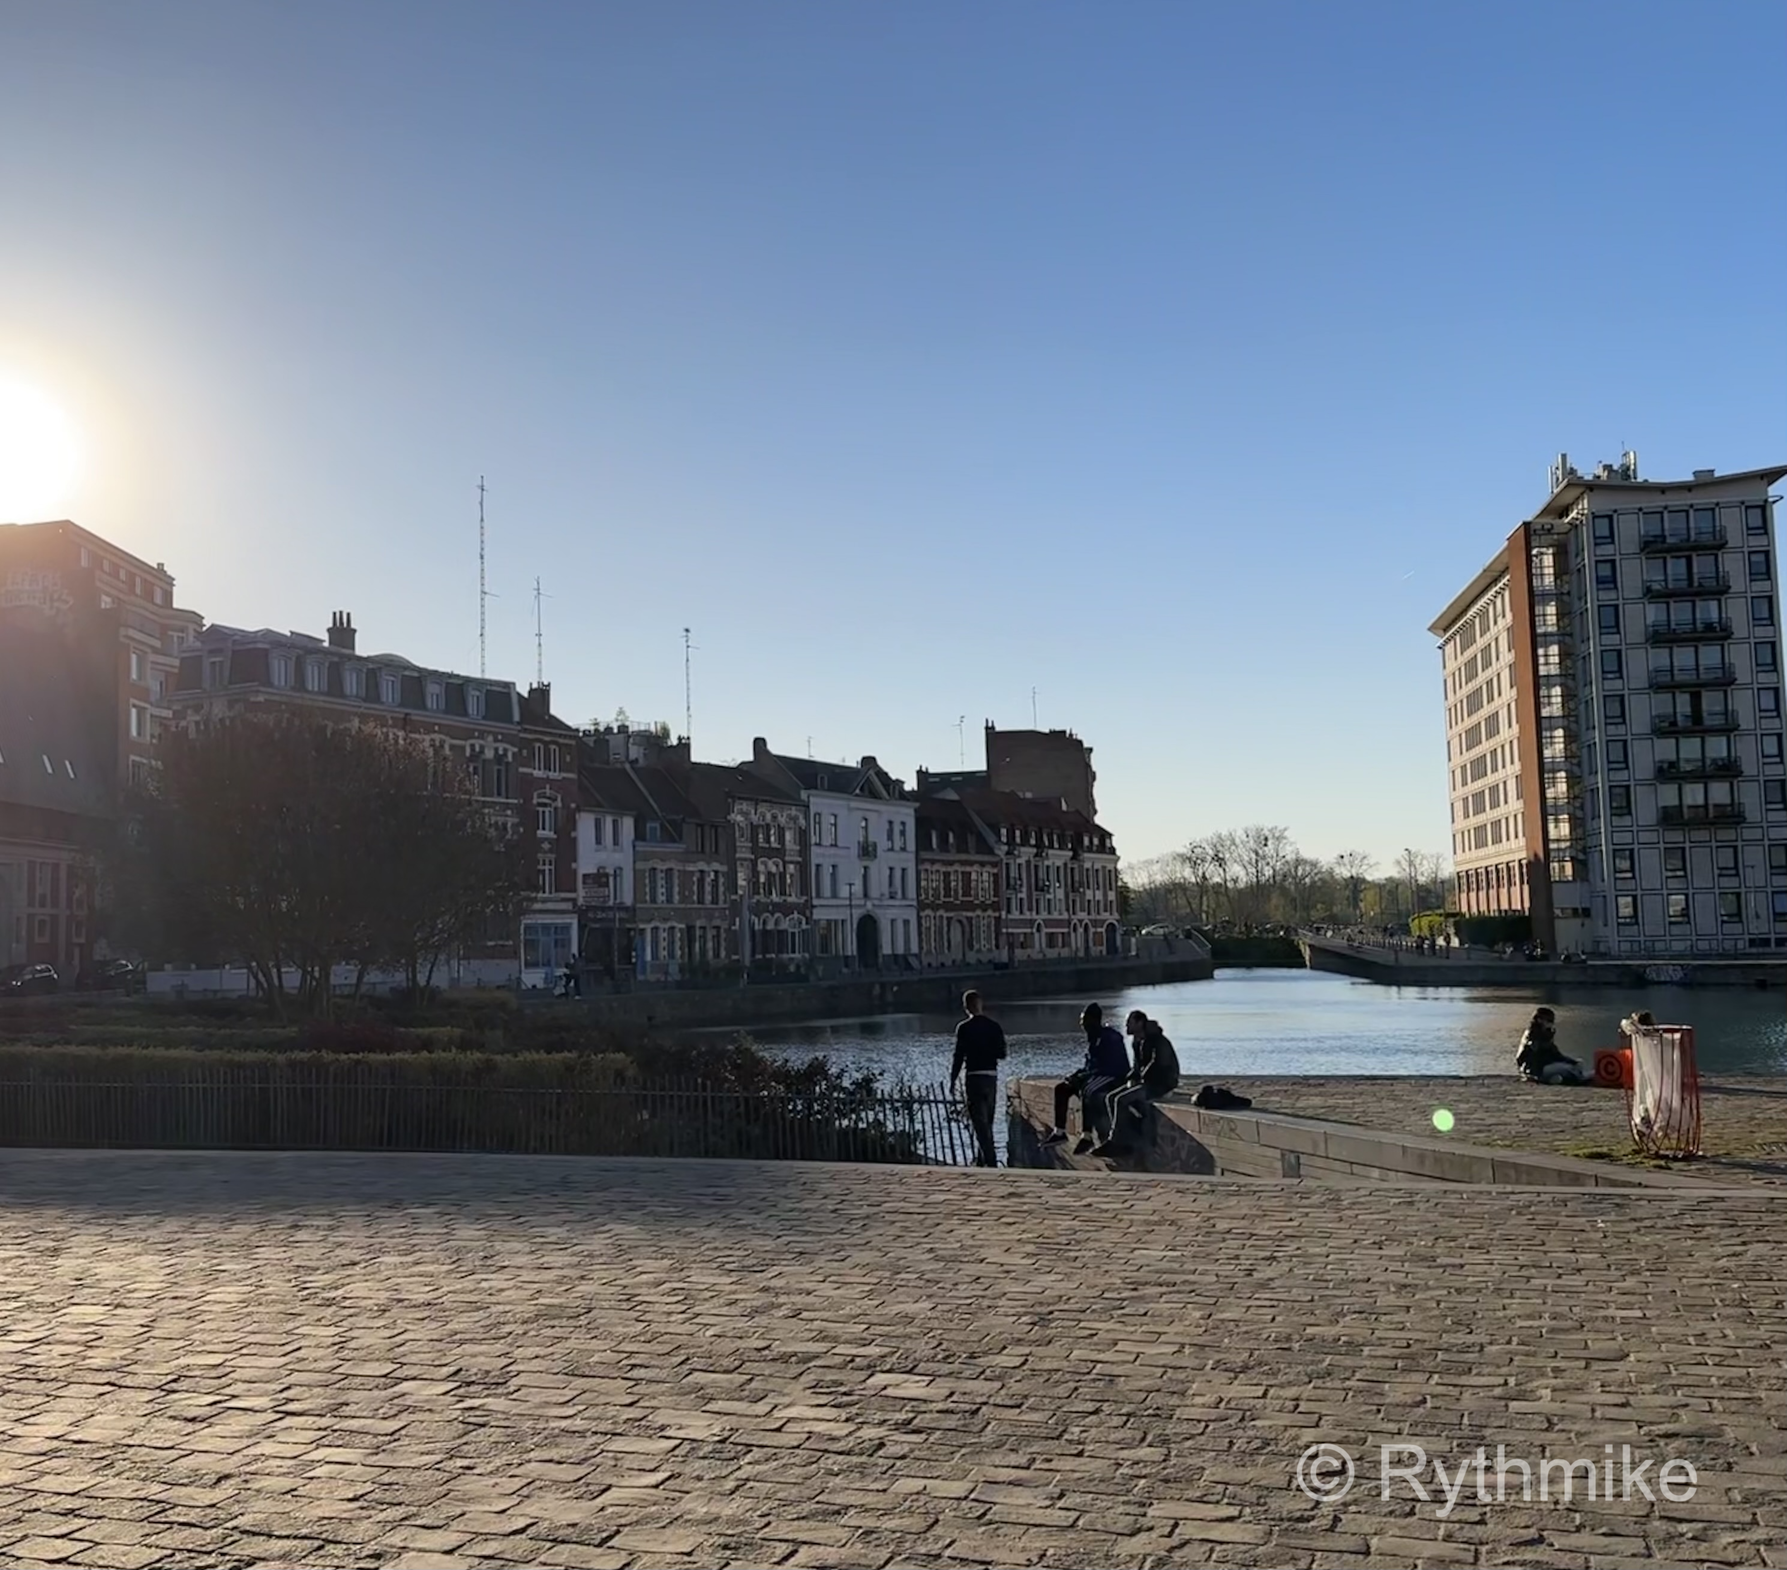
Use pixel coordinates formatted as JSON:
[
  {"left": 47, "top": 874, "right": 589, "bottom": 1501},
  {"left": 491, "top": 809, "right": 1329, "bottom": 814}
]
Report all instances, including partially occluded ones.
[{"left": 1593, "top": 1048, "right": 1631, "bottom": 1089}]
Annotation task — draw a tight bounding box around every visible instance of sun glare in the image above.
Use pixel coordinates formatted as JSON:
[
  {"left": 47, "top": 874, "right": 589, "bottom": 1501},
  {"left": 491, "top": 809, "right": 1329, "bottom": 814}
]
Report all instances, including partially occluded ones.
[{"left": 0, "top": 378, "right": 81, "bottom": 521}]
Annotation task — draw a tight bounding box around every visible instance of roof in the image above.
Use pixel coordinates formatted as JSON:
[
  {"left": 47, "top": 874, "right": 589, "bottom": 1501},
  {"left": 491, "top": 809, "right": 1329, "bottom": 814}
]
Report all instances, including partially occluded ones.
[
  {"left": 1428, "top": 545, "right": 1511, "bottom": 638},
  {"left": 1534, "top": 463, "right": 1787, "bottom": 522},
  {"left": 771, "top": 753, "right": 903, "bottom": 799},
  {"left": 687, "top": 761, "right": 803, "bottom": 820}
]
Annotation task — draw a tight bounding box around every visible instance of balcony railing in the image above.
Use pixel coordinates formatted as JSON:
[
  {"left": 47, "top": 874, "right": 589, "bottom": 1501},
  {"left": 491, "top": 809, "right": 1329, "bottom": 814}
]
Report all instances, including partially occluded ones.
[
  {"left": 857, "top": 841, "right": 879, "bottom": 861},
  {"left": 1640, "top": 528, "right": 1727, "bottom": 555},
  {"left": 1645, "top": 575, "right": 1730, "bottom": 598},
  {"left": 1659, "top": 803, "right": 1746, "bottom": 826},
  {"left": 1655, "top": 758, "right": 1743, "bottom": 780},
  {"left": 1649, "top": 668, "right": 1737, "bottom": 689},
  {"left": 1647, "top": 619, "right": 1733, "bottom": 644},
  {"left": 1653, "top": 714, "right": 1739, "bottom": 734}
]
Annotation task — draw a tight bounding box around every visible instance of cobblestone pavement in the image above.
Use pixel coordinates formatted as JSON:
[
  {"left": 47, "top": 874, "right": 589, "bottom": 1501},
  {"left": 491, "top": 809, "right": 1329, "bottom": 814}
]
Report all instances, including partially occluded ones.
[
  {"left": 1211, "top": 1076, "right": 1787, "bottom": 1185},
  {"left": 0, "top": 1151, "right": 1783, "bottom": 1569}
]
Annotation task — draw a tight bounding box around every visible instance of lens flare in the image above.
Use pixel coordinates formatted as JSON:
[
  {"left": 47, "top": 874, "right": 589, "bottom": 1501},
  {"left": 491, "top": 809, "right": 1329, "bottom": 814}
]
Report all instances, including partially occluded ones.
[
  {"left": 0, "top": 379, "right": 81, "bottom": 520},
  {"left": 1431, "top": 1108, "right": 1456, "bottom": 1133}
]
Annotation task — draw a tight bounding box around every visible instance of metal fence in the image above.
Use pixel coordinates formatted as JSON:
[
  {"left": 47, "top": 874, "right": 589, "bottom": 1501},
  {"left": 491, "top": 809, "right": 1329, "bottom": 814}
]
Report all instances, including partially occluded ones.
[{"left": 0, "top": 1067, "right": 977, "bottom": 1165}]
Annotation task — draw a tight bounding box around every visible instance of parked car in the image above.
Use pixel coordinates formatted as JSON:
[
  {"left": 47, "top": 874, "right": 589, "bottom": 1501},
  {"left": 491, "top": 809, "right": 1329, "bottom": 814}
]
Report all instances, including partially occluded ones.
[
  {"left": 76, "top": 957, "right": 143, "bottom": 994},
  {"left": 0, "top": 963, "right": 60, "bottom": 996}
]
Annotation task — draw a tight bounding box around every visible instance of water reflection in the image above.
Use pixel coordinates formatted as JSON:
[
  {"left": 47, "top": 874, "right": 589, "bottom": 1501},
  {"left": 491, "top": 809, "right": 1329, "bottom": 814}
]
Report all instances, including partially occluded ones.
[{"left": 733, "top": 968, "right": 1787, "bottom": 1085}]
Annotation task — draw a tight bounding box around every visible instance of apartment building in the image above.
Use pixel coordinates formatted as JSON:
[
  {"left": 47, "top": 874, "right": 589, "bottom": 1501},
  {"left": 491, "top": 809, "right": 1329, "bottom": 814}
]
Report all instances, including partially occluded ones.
[
  {"left": 1433, "top": 455, "right": 1787, "bottom": 955},
  {"left": 0, "top": 520, "right": 202, "bottom": 974}
]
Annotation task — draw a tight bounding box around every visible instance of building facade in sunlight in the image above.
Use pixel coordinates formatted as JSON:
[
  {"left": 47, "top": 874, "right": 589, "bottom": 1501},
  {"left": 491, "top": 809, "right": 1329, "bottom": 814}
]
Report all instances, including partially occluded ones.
[{"left": 1432, "top": 456, "right": 1787, "bottom": 956}]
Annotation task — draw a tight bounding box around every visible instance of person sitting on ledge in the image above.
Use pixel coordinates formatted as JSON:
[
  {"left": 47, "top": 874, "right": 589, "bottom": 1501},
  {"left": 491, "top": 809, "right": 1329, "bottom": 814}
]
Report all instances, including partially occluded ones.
[
  {"left": 1039, "top": 1003, "right": 1132, "bottom": 1154},
  {"left": 1516, "top": 1006, "right": 1588, "bottom": 1085},
  {"left": 1093, "top": 1011, "right": 1182, "bottom": 1158}
]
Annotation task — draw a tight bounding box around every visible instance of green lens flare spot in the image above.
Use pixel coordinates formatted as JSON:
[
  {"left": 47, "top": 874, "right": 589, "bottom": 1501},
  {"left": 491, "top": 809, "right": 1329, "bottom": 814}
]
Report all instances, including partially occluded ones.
[{"left": 1431, "top": 1108, "right": 1456, "bottom": 1133}]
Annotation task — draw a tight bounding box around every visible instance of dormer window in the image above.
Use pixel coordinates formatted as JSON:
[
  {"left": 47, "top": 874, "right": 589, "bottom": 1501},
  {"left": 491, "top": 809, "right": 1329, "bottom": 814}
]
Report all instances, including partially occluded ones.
[
  {"left": 343, "top": 666, "right": 365, "bottom": 698},
  {"left": 380, "top": 672, "right": 401, "bottom": 705},
  {"left": 467, "top": 686, "right": 484, "bottom": 719},
  {"left": 270, "top": 653, "right": 293, "bottom": 689},
  {"left": 304, "top": 659, "right": 325, "bottom": 693},
  {"left": 426, "top": 680, "right": 445, "bottom": 712}
]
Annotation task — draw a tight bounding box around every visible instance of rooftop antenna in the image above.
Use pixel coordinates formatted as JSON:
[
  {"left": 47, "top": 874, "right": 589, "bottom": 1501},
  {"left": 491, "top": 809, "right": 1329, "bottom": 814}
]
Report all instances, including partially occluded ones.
[
  {"left": 956, "top": 715, "right": 966, "bottom": 767},
  {"left": 476, "top": 476, "right": 498, "bottom": 678},
  {"left": 682, "top": 627, "right": 696, "bottom": 741},
  {"left": 532, "top": 576, "right": 552, "bottom": 686},
  {"left": 1031, "top": 686, "right": 1038, "bottom": 728}
]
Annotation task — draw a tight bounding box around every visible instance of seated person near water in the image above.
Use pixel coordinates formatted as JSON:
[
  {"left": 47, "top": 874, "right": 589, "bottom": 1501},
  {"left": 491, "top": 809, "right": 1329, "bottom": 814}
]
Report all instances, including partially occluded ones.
[
  {"left": 1093, "top": 1011, "right": 1182, "bottom": 1157},
  {"left": 1515, "top": 1006, "right": 1589, "bottom": 1084},
  {"left": 1039, "top": 1003, "right": 1132, "bottom": 1154}
]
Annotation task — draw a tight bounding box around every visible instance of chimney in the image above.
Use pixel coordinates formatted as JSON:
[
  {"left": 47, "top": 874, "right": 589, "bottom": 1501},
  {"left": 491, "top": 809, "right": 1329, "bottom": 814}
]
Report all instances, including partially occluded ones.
[
  {"left": 528, "top": 681, "right": 552, "bottom": 710},
  {"left": 327, "top": 611, "right": 356, "bottom": 652}
]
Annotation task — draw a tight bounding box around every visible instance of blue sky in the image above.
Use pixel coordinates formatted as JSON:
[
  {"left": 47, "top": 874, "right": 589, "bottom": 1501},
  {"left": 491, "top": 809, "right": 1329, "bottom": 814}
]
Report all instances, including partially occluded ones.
[{"left": 2, "top": 1, "right": 1782, "bottom": 869}]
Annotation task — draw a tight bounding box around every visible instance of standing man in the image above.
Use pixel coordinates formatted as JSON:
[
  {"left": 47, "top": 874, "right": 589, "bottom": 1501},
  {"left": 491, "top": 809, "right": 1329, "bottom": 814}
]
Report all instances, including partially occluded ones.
[{"left": 950, "top": 990, "right": 1007, "bottom": 1168}]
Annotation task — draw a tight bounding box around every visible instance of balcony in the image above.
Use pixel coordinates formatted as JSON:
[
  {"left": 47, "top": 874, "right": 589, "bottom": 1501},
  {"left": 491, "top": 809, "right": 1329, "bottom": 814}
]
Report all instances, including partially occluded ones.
[
  {"left": 1640, "top": 528, "right": 1727, "bottom": 555},
  {"left": 857, "top": 840, "right": 879, "bottom": 861},
  {"left": 1650, "top": 667, "right": 1736, "bottom": 690},
  {"left": 1645, "top": 575, "right": 1730, "bottom": 599},
  {"left": 1659, "top": 803, "right": 1746, "bottom": 826},
  {"left": 1653, "top": 714, "right": 1739, "bottom": 734},
  {"left": 1656, "top": 758, "right": 1743, "bottom": 780},
  {"left": 1647, "top": 619, "right": 1733, "bottom": 644}
]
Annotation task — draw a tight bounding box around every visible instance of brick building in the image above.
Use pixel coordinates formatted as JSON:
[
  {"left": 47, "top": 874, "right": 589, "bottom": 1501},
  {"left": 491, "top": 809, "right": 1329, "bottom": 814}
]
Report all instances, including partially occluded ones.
[
  {"left": 170, "top": 611, "right": 575, "bottom": 983},
  {"left": 0, "top": 520, "right": 201, "bottom": 975},
  {"left": 689, "top": 762, "right": 809, "bottom": 973},
  {"left": 915, "top": 792, "right": 1003, "bottom": 968}
]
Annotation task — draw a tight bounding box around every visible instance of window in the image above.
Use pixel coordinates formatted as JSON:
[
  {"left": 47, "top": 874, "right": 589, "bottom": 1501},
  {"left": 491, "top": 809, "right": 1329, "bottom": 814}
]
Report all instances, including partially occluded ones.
[
  {"left": 129, "top": 649, "right": 146, "bottom": 684},
  {"left": 344, "top": 665, "right": 364, "bottom": 698},
  {"left": 885, "top": 818, "right": 895, "bottom": 849},
  {"left": 1777, "top": 891, "right": 1787, "bottom": 926},
  {"left": 1664, "top": 847, "right": 1686, "bottom": 877},
  {"left": 1754, "top": 596, "right": 1776, "bottom": 628},
  {"left": 1717, "top": 891, "right": 1742, "bottom": 924},
  {"left": 887, "top": 867, "right": 896, "bottom": 898},
  {"left": 1750, "top": 551, "right": 1772, "bottom": 583},
  {"left": 1616, "top": 894, "right": 1638, "bottom": 924},
  {"left": 1763, "top": 688, "right": 1781, "bottom": 718},
  {"left": 271, "top": 654, "right": 293, "bottom": 688},
  {"left": 1595, "top": 560, "right": 1617, "bottom": 591},
  {"left": 533, "top": 743, "right": 545, "bottom": 771},
  {"left": 1765, "top": 734, "right": 1784, "bottom": 763},
  {"left": 537, "top": 802, "right": 558, "bottom": 835},
  {"left": 901, "top": 866, "right": 909, "bottom": 899},
  {"left": 898, "top": 820, "right": 907, "bottom": 851},
  {"left": 589, "top": 816, "right": 603, "bottom": 847},
  {"left": 1767, "top": 780, "right": 1787, "bottom": 811},
  {"left": 1612, "top": 848, "right": 1635, "bottom": 879},
  {"left": 812, "top": 812, "right": 822, "bottom": 842},
  {"left": 1608, "top": 785, "right": 1631, "bottom": 817},
  {"left": 827, "top": 814, "right": 838, "bottom": 846},
  {"left": 829, "top": 864, "right": 839, "bottom": 898},
  {"left": 305, "top": 660, "right": 325, "bottom": 693},
  {"left": 126, "top": 701, "right": 152, "bottom": 740},
  {"left": 380, "top": 672, "right": 401, "bottom": 705},
  {"left": 1715, "top": 846, "right": 1739, "bottom": 877},
  {"left": 1600, "top": 649, "right": 1622, "bottom": 678},
  {"left": 1746, "top": 503, "right": 1769, "bottom": 536},
  {"left": 1592, "top": 513, "right": 1614, "bottom": 546},
  {"left": 1604, "top": 695, "right": 1626, "bottom": 725},
  {"left": 1760, "top": 643, "right": 1780, "bottom": 674},
  {"left": 1607, "top": 739, "right": 1628, "bottom": 771},
  {"left": 1666, "top": 893, "right": 1689, "bottom": 924},
  {"left": 463, "top": 686, "right": 483, "bottom": 719},
  {"left": 1773, "top": 846, "right": 1787, "bottom": 876},
  {"left": 538, "top": 854, "right": 557, "bottom": 897},
  {"left": 426, "top": 682, "right": 444, "bottom": 712}
]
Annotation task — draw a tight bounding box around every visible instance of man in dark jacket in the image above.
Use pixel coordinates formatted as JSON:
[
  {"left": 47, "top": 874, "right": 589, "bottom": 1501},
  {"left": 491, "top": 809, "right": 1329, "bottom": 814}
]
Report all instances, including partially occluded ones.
[
  {"left": 1098, "top": 1011, "right": 1182, "bottom": 1156},
  {"left": 1040, "top": 1003, "right": 1131, "bottom": 1154},
  {"left": 949, "top": 990, "right": 1007, "bottom": 1167}
]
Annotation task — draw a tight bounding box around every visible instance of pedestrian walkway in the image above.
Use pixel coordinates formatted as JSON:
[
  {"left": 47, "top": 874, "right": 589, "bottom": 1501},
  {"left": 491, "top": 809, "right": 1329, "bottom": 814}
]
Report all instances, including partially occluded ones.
[{"left": 0, "top": 1151, "right": 1782, "bottom": 1567}]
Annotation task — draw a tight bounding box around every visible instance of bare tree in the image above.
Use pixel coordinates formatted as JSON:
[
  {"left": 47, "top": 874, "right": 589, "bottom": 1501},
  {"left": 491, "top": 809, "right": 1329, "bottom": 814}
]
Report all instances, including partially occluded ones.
[{"left": 1331, "top": 850, "right": 1375, "bottom": 921}]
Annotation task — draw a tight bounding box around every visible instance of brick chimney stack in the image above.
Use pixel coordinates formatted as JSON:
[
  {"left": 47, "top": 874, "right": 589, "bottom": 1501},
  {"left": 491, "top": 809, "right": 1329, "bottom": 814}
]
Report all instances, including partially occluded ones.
[{"left": 327, "top": 611, "right": 356, "bottom": 652}]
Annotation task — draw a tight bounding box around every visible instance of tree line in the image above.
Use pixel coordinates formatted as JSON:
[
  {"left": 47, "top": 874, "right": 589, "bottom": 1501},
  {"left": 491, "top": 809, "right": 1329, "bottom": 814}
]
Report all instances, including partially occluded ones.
[
  {"left": 1123, "top": 827, "right": 1452, "bottom": 930},
  {"left": 117, "top": 711, "right": 533, "bottom": 1015}
]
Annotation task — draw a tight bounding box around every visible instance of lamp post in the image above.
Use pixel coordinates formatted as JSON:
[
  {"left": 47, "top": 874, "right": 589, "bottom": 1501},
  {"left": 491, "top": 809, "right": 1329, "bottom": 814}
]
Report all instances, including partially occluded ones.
[{"left": 846, "top": 880, "right": 856, "bottom": 971}]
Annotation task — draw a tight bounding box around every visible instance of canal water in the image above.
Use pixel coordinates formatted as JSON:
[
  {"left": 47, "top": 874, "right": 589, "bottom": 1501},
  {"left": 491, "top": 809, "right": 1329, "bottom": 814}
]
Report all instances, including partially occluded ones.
[{"left": 738, "top": 967, "right": 1787, "bottom": 1086}]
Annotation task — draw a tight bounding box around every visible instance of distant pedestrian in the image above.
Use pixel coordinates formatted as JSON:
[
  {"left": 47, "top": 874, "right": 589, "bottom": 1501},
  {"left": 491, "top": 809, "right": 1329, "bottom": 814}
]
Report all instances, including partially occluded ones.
[
  {"left": 950, "top": 990, "right": 1007, "bottom": 1168},
  {"left": 1039, "top": 1003, "right": 1131, "bottom": 1154}
]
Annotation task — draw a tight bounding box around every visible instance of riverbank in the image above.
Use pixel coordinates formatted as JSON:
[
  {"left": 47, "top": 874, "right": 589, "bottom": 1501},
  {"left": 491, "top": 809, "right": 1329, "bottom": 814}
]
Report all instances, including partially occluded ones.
[
  {"left": 574, "top": 950, "right": 1215, "bottom": 1033},
  {"left": 1303, "top": 934, "right": 1787, "bottom": 990}
]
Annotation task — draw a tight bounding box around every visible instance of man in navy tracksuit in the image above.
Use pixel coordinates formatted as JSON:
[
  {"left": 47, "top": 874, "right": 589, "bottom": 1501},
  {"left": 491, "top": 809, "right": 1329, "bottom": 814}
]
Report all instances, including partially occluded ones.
[
  {"left": 949, "top": 989, "right": 1008, "bottom": 1167},
  {"left": 1040, "top": 1003, "right": 1131, "bottom": 1154}
]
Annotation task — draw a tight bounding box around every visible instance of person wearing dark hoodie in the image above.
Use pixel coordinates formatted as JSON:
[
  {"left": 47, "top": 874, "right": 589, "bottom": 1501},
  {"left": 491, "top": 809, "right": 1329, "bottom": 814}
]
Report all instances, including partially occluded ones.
[
  {"left": 1039, "top": 1003, "right": 1131, "bottom": 1154},
  {"left": 1516, "top": 1006, "right": 1588, "bottom": 1084},
  {"left": 1097, "top": 1011, "right": 1182, "bottom": 1156}
]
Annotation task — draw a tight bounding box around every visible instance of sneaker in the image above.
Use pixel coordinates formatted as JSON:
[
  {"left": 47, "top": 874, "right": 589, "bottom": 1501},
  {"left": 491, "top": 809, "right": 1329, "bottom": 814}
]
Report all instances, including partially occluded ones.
[
  {"left": 1039, "top": 1128, "right": 1067, "bottom": 1146},
  {"left": 1072, "top": 1134, "right": 1096, "bottom": 1155},
  {"left": 1089, "top": 1142, "right": 1118, "bottom": 1159}
]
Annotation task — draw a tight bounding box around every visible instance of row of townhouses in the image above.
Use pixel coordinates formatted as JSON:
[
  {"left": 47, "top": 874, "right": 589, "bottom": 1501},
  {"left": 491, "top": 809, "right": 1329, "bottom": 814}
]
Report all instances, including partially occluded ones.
[{"left": 1, "top": 518, "right": 1121, "bottom": 985}]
